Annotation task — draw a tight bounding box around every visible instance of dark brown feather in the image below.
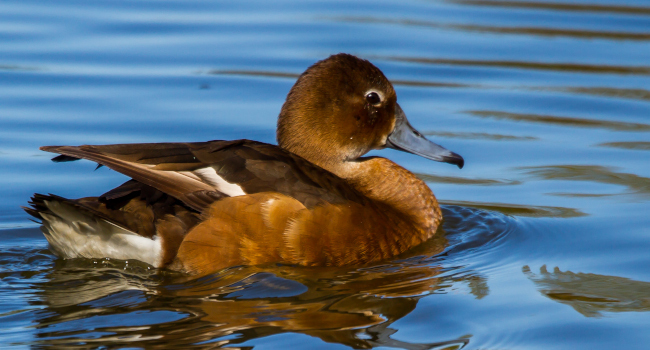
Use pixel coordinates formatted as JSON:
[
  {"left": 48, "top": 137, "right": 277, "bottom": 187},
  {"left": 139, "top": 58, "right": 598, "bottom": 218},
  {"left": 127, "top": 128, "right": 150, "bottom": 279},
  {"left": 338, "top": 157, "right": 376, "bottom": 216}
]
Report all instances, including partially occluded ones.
[
  {"left": 26, "top": 193, "right": 133, "bottom": 231},
  {"left": 41, "top": 145, "right": 219, "bottom": 212},
  {"left": 27, "top": 189, "right": 202, "bottom": 263},
  {"left": 41, "top": 140, "right": 367, "bottom": 209}
]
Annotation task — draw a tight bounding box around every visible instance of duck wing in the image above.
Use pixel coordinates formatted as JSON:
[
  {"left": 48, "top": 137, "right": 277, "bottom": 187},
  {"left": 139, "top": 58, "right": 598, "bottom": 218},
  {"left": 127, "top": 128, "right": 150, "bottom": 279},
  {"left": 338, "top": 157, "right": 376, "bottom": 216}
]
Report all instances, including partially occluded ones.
[{"left": 41, "top": 140, "right": 365, "bottom": 212}]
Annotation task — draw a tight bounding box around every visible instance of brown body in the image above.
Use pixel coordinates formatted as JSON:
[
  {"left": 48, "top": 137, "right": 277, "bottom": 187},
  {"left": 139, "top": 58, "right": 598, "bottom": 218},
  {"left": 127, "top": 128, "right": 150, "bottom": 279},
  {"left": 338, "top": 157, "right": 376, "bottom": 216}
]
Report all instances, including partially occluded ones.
[{"left": 25, "top": 54, "right": 462, "bottom": 275}]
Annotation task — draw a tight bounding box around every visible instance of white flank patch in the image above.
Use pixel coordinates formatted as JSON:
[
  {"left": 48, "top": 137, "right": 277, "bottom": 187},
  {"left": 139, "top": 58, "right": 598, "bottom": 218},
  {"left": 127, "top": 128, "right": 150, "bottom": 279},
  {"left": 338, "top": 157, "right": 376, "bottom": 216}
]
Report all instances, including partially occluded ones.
[
  {"left": 41, "top": 200, "right": 162, "bottom": 267},
  {"left": 193, "top": 167, "right": 246, "bottom": 197}
]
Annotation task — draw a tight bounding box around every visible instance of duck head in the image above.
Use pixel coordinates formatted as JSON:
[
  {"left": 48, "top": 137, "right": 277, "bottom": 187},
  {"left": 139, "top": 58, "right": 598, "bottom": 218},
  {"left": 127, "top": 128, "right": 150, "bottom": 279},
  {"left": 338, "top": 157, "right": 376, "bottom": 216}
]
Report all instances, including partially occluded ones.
[{"left": 277, "top": 53, "right": 464, "bottom": 172}]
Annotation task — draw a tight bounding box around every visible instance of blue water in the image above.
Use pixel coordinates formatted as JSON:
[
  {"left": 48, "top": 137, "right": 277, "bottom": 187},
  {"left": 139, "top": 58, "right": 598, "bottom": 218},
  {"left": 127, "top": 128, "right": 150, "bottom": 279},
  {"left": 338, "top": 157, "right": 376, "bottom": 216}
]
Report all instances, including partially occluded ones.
[{"left": 1, "top": 0, "right": 649, "bottom": 348}]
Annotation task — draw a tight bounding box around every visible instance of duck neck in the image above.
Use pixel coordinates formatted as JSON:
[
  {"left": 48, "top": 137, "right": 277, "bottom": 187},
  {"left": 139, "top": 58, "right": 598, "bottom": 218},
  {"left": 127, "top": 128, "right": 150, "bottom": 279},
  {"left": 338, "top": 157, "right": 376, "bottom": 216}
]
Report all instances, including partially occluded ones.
[{"left": 333, "top": 157, "right": 442, "bottom": 239}]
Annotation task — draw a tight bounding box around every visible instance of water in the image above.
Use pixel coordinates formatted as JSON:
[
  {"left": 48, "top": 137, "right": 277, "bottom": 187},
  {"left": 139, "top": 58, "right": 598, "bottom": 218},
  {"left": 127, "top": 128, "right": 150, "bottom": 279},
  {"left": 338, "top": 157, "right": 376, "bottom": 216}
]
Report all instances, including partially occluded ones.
[{"left": 1, "top": 0, "right": 649, "bottom": 348}]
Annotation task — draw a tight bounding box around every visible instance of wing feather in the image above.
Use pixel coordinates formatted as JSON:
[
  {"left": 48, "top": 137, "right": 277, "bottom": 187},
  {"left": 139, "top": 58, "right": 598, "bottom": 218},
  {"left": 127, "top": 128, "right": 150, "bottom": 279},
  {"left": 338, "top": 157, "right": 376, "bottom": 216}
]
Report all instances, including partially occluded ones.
[
  {"left": 41, "top": 145, "right": 223, "bottom": 212},
  {"left": 41, "top": 139, "right": 365, "bottom": 211}
]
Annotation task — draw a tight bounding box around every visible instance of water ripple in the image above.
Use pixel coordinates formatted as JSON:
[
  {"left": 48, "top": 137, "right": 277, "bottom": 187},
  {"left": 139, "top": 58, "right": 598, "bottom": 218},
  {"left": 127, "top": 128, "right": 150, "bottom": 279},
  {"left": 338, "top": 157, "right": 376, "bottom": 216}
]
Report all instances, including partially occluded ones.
[
  {"left": 377, "top": 56, "right": 650, "bottom": 75},
  {"left": 524, "top": 265, "right": 650, "bottom": 317},
  {"left": 334, "top": 16, "right": 650, "bottom": 41},
  {"left": 416, "top": 173, "right": 521, "bottom": 186},
  {"left": 519, "top": 165, "right": 650, "bottom": 199},
  {"left": 596, "top": 141, "right": 650, "bottom": 151},
  {"left": 424, "top": 131, "right": 538, "bottom": 141},
  {"left": 450, "top": 0, "right": 650, "bottom": 16},
  {"left": 552, "top": 86, "right": 650, "bottom": 102},
  {"left": 468, "top": 110, "right": 650, "bottom": 132},
  {"left": 440, "top": 200, "right": 587, "bottom": 218}
]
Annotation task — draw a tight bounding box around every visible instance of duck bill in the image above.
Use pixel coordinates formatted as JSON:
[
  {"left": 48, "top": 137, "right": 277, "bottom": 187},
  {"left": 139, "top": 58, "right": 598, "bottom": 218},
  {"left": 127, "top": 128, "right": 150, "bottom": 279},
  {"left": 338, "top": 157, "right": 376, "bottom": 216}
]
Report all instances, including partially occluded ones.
[{"left": 386, "top": 104, "right": 464, "bottom": 169}]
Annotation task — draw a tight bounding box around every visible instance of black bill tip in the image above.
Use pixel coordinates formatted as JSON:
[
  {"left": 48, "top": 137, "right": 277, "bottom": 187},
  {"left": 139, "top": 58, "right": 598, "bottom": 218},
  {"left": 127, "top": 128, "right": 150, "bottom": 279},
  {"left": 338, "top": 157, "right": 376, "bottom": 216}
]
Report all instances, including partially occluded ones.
[{"left": 443, "top": 152, "right": 464, "bottom": 169}]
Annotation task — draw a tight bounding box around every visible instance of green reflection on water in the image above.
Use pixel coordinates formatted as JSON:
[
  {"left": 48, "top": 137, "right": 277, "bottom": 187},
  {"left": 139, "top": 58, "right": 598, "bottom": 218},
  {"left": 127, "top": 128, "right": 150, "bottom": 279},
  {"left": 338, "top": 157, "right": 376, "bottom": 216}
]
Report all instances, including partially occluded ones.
[
  {"left": 520, "top": 165, "right": 650, "bottom": 198},
  {"left": 207, "top": 70, "right": 300, "bottom": 79},
  {"left": 333, "top": 16, "right": 650, "bottom": 41},
  {"left": 424, "top": 131, "right": 538, "bottom": 141},
  {"left": 557, "top": 87, "right": 650, "bottom": 102},
  {"left": 449, "top": 0, "right": 650, "bottom": 16},
  {"left": 524, "top": 265, "right": 650, "bottom": 317},
  {"left": 597, "top": 141, "right": 650, "bottom": 151},
  {"left": 416, "top": 173, "right": 521, "bottom": 186},
  {"left": 378, "top": 56, "right": 650, "bottom": 75},
  {"left": 0, "top": 64, "right": 41, "bottom": 72},
  {"left": 469, "top": 110, "right": 650, "bottom": 132},
  {"left": 440, "top": 200, "right": 586, "bottom": 218}
]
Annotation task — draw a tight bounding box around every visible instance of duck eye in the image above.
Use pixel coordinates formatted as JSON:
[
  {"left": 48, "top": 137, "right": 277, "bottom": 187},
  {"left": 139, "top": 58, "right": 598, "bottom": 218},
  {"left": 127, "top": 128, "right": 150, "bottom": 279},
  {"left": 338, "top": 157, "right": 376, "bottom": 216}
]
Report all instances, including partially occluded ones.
[{"left": 365, "top": 92, "right": 381, "bottom": 106}]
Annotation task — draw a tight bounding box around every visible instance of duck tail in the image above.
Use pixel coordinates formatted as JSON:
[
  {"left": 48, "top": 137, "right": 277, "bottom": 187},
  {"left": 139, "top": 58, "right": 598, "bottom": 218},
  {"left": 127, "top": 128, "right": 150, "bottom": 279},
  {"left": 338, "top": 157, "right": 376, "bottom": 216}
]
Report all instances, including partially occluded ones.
[{"left": 23, "top": 194, "right": 163, "bottom": 267}]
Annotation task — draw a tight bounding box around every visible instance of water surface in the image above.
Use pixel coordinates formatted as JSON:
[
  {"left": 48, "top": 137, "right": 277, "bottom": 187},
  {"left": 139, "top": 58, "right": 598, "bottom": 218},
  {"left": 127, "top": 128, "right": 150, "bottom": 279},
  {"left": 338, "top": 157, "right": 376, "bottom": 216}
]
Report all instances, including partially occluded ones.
[{"left": 1, "top": 0, "right": 649, "bottom": 349}]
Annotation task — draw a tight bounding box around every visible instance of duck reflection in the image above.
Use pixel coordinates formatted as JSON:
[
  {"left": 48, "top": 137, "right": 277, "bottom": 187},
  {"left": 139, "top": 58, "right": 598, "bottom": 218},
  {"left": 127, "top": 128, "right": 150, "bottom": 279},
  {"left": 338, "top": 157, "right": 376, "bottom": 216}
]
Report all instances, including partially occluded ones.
[
  {"left": 30, "top": 233, "right": 478, "bottom": 349},
  {"left": 29, "top": 205, "right": 510, "bottom": 349},
  {"left": 524, "top": 265, "right": 650, "bottom": 317}
]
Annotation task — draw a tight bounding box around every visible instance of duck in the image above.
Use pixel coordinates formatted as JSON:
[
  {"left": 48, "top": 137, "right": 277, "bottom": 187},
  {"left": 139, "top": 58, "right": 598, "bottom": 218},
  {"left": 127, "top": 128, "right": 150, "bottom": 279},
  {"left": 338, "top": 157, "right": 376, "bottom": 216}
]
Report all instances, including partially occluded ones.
[{"left": 24, "top": 53, "right": 464, "bottom": 275}]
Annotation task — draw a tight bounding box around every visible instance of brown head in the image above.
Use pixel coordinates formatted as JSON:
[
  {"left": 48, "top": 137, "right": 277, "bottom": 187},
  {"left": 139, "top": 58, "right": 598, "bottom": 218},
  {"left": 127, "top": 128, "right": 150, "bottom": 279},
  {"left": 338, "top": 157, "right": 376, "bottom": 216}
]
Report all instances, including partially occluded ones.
[{"left": 277, "top": 53, "right": 463, "bottom": 173}]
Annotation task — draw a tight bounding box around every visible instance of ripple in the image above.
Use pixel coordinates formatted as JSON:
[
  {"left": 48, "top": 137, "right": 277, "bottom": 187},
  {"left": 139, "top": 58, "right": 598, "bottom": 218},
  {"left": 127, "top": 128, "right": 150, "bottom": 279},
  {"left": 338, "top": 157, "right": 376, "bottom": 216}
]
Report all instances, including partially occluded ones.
[
  {"left": 450, "top": 0, "right": 650, "bottom": 16},
  {"left": 0, "top": 64, "right": 41, "bottom": 72},
  {"left": 424, "top": 130, "right": 538, "bottom": 141},
  {"left": 468, "top": 110, "right": 650, "bottom": 132},
  {"left": 524, "top": 265, "right": 650, "bottom": 317},
  {"left": 440, "top": 200, "right": 587, "bottom": 218},
  {"left": 554, "top": 86, "right": 650, "bottom": 102},
  {"left": 440, "top": 205, "right": 516, "bottom": 257},
  {"left": 379, "top": 56, "right": 650, "bottom": 75},
  {"left": 519, "top": 165, "right": 650, "bottom": 198},
  {"left": 431, "top": 205, "right": 521, "bottom": 289},
  {"left": 596, "top": 141, "right": 650, "bottom": 151},
  {"left": 207, "top": 69, "right": 299, "bottom": 79},
  {"left": 416, "top": 173, "right": 521, "bottom": 186},
  {"left": 388, "top": 79, "right": 471, "bottom": 89},
  {"left": 221, "top": 273, "right": 309, "bottom": 299},
  {"left": 334, "top": 16, "right": 650, "bottom": 41}
]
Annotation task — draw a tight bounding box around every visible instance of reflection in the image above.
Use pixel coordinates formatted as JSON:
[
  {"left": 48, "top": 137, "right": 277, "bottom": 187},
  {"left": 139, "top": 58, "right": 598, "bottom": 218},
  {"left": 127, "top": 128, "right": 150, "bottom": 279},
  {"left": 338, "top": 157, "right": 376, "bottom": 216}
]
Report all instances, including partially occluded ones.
[
  {"left": 468, "top": 110, "right": 650, "bottom": 132},
  {"left": 35, "top": 259, "right": 161, "bottom": 307},
  {"left": 0, "top": 64, "right": 40, "bottom": 72},
  {"left": 208, "top": 69, "right": 299, "bottom": 79},
  {"left": 524, "top": 265, "right": 650, "bottom": 317},
  {"left": 449, "top": 0, "right": 650, "bottom": 16},
  {"left": 549, "top": 193, "right": 613, "bottom": 198},
  {"left": 27, "top": 234, "right": 479, "bottom": 349},
  {"left": 389, "top": 79, "right": 470, "bottom": 88},
  {"left": 334, "top": 16, "right": 650, "bottom": 41},
  {"left": 416, "top": 173, "right": 521, "bottom": 186},
  {"left": 208, "top": 70, "right": 471, "bottom": 88},
  {"left": 378, "top": 56, "right": 650, "bottom": 75},
  {"left": 520, "top": 165, "right": 650, "bottom": 198},
  {"left": 440, "top": 200, "right": 586, "bottom": 218},
  {"left": 424, "top": 131, "right": 537, "bottom": 141},
  {"left": 20, "top": 206, "right": 515, "bottom": 349},
  {"left": 460, "top": 26, "right": 650, "bottom": 42},
  {"left": 597, "top": 141, "right": 650, "bottom": 151},
  {"left": 556, "top": 86, "right": 650, "bottom": 102}
]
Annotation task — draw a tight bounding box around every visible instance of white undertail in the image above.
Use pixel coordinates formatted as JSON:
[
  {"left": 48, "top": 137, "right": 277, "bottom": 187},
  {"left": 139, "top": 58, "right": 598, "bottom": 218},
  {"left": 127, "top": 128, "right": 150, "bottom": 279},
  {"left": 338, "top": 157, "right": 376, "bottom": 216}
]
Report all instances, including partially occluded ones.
[{"left": 39, "top": 200, "right": 162, "bottom": 267}]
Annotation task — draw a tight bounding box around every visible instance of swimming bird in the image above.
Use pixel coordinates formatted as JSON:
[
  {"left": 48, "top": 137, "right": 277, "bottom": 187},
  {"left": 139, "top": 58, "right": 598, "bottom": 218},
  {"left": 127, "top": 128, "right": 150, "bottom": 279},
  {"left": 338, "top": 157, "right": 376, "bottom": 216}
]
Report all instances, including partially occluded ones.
[{"left": 24, "top": 53, "right": 463, "bottom": 275}]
